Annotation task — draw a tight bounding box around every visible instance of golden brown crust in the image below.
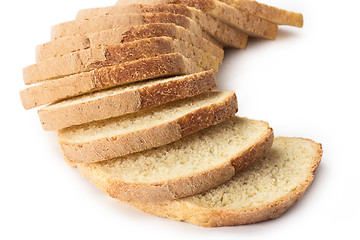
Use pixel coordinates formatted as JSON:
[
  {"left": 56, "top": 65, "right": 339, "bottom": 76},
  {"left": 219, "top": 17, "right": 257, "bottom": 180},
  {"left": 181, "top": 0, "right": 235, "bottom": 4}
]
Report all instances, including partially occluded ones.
[
  {"left": 37, "top": 23, "right": 224, "bottom": 62},
  {"left": 20, "top": 54, "right": 200, "bottom": 110},
  {"left": 219, "top": 0, "right": 303, "bottom": 27},
  {"left": 23, "top": 37, "right": 219, "bottom": 85},
  {"left": 81, "top": 3, "right": 247, "bottom": 48},
  {"left": 116, "top": 0, "right": 277, "bottom": 39},
  {"left": 38, "top": 71, "right": 217, "bottom": 131},
  {"left": 50, "top": 12, "right": 209, "bottom": 42},
  {"left": 59, "top": 92, "right": 238, "bottom": 163},
  {"left": 131, "top": 138, "right": 322, "bottom": 227}
]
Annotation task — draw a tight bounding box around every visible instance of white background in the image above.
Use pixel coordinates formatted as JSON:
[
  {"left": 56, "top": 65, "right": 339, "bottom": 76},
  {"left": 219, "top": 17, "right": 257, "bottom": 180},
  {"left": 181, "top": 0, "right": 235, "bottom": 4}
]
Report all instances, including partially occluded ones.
[{"left": 1, "top": 0, "right": 359, "bottom": 239}]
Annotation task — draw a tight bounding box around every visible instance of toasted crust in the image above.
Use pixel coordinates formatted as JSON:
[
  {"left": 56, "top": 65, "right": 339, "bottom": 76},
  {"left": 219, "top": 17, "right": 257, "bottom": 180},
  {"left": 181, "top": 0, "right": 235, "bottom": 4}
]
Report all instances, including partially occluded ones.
[
  {"left": 219, "top": 0, "right": 303, "bottom": 27},
  {"left": 79, "top": 4, "right": 247, "bottom": 49},
  {"left": 50, "top": 12, "right": 214, "bottom": 44},
  {"left": 75, "top": 117, "right": 274, "bottom": 202},
  {"left": 38, "top": 71, "right": 217, "bottom": 131},
  {"left": 36, "top": 23, "right": 224, "bottom": 62},
  {"left": 131, "top": 138, "right": 322, "bottom": 227},
  {"left": 59, "top": 91, "right": 238, "bottom": 163},
  {"left": 116, "top": 0, "right": 278, "bottom": 39},
  {"left": 24, "top": 37, "right": 220, "bottom": 85},
  {"left": 20, "top": 54, "right": 200, "bottom": 110}
]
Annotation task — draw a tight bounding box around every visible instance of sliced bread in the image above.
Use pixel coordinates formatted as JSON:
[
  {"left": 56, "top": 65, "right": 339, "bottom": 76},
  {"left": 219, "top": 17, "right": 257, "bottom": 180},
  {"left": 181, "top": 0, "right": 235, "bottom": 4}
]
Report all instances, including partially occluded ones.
[
  {"left": 24, "top": 37, "right": 220, "bottom": 85},
  {"left": 58, "top": 91, "right": 238, "bottom": 163},
  {"left": 116, "top": 0, "right": 278, "bottom": 40},
  {"left": 76, "top": 4, "right": 248, "bottom": 49},
  {"left": 36, "top": 23, "right": 224, "bottom": 62},
  {"left": 131, "top": 137, "right": 322, "bottom": 227},
  {"left": 50, "top": 12, "right": 215, "bottom": 44},
  {"left": 75, "top": 117, "right": 274, "bottom": 202},
  {"left": 20, "top": 53, "right": 200, "bottom": 109},
  {"left": 219, "top": 0, "right": 303, "bottom": 27},
  {"left": 38, "top": 71, "right": 217, "bottom": 131}
]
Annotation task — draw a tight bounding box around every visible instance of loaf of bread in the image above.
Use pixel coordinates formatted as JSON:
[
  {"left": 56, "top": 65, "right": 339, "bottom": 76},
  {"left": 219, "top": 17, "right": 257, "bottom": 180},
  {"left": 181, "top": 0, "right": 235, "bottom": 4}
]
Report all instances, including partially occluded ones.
[
  {"left": 19, "top": 0, "right": 316, "bottom": 228},
  {"left": 75, "top": 117, "right": 274, "bottom": 202},
  {"left": 131, "top": 137, "right": 322, "bottom": 226}
]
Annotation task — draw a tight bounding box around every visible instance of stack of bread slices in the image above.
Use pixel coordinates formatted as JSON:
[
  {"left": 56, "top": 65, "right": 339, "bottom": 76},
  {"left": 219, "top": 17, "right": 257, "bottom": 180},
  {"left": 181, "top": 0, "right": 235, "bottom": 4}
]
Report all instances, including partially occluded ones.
[{"left": 20, "top": 0, "right": 322, "bottom": 227}]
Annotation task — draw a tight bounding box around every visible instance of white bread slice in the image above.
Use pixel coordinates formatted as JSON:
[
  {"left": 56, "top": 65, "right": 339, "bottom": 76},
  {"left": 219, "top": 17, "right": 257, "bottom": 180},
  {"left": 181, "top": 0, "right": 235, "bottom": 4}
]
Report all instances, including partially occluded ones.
[
  {"left": 36, "top": 23, "right": 224, "bottom": 62},
  {"left": 76, "top": 4, "right": 248, "bottom": 49},
  {"left": 75, "top": 117, "right": 274, "bottom": 202},
  {"left": 38, "top": 71, "right": 217, "bottom": 131},
  {"left": 24, "top": 37, "right": 220, "bottom": 85},
  {"left": 58, "top": 91, "right": 238, "bottom": 163},
  {"left": 51, "top": 12, "right": 215, "bottom": 44},
  {"left": 116, "top": 0, "right": 278, "bottom": 40},
  {"left": 219, "top": 0, "right": 303, "bottom": 27},
  {"left": 131, "top": 137, "right": 322, "bottom": 227},
  {"left": 20, "top": 54, "right": 201, "bottom": 110}
]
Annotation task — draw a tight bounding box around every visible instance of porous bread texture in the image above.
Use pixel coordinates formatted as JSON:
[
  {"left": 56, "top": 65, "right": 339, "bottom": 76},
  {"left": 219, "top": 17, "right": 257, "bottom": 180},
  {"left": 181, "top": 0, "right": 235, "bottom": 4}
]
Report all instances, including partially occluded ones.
[
  {"left": 116, "top": 0, "right": 278, "bottom": 39},
  {"left": 76, "top": 117, "right": 274, "bottom": 202},
  {"left": 218, "top": 0, "right": 303, "bottom": 27},
  {"left": 20, "top": 54, "right": 200, "bottom": 109},
  {"left": 131, "top": 137, "right": 322, "bottom": 227},
  {"left": 24, "top": 37, "right": 220, "bottom": 85},
  {"left": 36, "top": 23, "right": 224, "bottom": 62},
  {"left": 78, "top": 4, "right": 247, "bottom": 49},
  {"left": 50, "top": 12, "right": 214, "bottom": 44},
  {"left": 38, "top": 70, "right": 217, "bottom": 131},
  {"left": 58, "top": 91, "right": 238, "bottom": 163}
]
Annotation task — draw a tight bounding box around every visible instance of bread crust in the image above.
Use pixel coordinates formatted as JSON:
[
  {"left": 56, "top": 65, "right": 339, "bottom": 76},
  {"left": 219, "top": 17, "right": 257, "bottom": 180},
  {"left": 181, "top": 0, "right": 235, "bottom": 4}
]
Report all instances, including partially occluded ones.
[
  {"left": 218, "top": 0, "right": 303, "bottom": 27},
  {"left": 20, "top": 53, "right": 201, "bottom": 109},
  {"left": 38, "top": 71, "right": 217, "bottom": 131},
  {"left": 59, "top": 91, "right": 238, "bottom": 163},
  {"left": 75, "top": 117, "right": 274, "bottom": 202},
  {"left": 36, "top": 23, "right": 224, "bottom": 62},
  {"left": 131, "top": 138, "right": 322, "bottom": 227},
  {"left": 116, "top": 0, "right": 278, "bottom": 39},
  {"left": 78, "top": 4, "right": 247, "bottom": 49},
  {"left": 50, "top": 12, "right": 213, "bottom": 43},
  {"left": 24, "top": 37, "right": 219, "bottom": 85}
]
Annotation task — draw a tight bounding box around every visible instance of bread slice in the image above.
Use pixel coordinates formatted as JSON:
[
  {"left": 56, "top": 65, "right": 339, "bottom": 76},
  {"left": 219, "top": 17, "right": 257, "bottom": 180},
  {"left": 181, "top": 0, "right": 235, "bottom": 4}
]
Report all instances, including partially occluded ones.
[
  {"left": 77, "top": 4, "right": 247, "bottom": 49},
  {"left": 38, "top": 71, "right": 217, "bottom": 131},
  {"left": 36, "top": 23, "right": 224, "bottom": 62},
  {"left": 131, "top": 137, "right": 322, "bottom": 227},
  {"left": 51, "top": 12, "right": 215, "bottom": 44},
  {"left": 58, "top": 91, "right": 238, "bottom": 163},
  {"left": 219, "top": 0, "right": 303, "bottom": 27},
  {"left": 20, "top": 53, "right": 200, "bottom": 109},
  {"left": 75, "top": 116, "right": 274, "bottom": 202},
  {"left": 116, "top": 0, "right": 278, "bottom": 40},
  {"left": 24, "top": 37, "right": 220, "bottom": 85}
]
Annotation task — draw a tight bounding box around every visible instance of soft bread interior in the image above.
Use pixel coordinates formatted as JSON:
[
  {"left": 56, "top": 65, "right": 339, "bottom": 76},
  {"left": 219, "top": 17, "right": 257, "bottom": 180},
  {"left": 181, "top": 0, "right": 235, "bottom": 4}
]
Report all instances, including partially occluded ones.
[
  {"left": 78, "top": 117, "right": 271, "bottom": 184},
  {"left": 186, "top": 137, "right": 322, "bottom": 209}
]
